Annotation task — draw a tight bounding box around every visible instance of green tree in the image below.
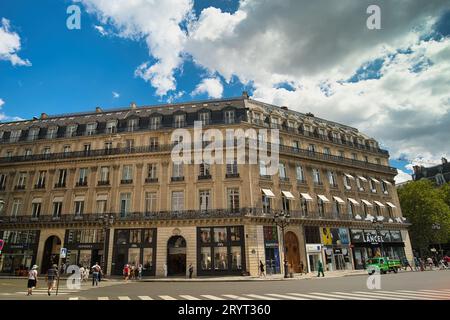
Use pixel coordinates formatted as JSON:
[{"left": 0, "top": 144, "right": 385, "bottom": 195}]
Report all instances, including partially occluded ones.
[{"left": 398, "top": 180, "right": 450, "bottom": 256}]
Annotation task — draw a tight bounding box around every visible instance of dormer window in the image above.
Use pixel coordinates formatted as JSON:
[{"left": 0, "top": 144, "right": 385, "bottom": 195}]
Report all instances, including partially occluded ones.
[
  {"left": 106, "top": 120, "right": 117, "bottom": 134},
  {"left": 224, "top": 110, "right": 235, "bottom": 124},
  {"left": 66, "top": 124, "right": 77, "bottom": 137},
  {"left": 28, "top": 128, "right": 40, "bottom": 141},
  {"left": 86, "top": 123, "right": 97, "bottom": 136},
  {"left": 46, "top": 127, "right": 58, "bottom": 139},
  {"left": 150, "top": 116, "right": 161, "bottom": 130},
  {"left": 199, "top": 111, "right": 210, "bottom": 125},
  {"left": 10, "top": 130, "right": 21, "bottom": 143},
  {"left": 174, "top": 114, "right": 185, "bottom": 128},
  {"left": 127, "top": 118, "right": 139, "bottom": 132}
]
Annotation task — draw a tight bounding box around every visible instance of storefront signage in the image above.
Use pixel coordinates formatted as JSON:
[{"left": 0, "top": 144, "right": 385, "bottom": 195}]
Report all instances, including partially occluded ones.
[
  {"left": 76, "top": 244, "right": 94, "bottom": 249},
  {"left": 321, "top": 228, "right": 350, "bottom": 245},
  {"left": 306, "top": 244, "right": 321, "bottom": 253},
  {"left": 9, "top": 244, "right": 28, "bottom": 249},
  {"left": 60, "top": 248, "right": 67, "bottom": 259},
  {"left": 362, "top": 233, "right": 384, "bottom": 244}
]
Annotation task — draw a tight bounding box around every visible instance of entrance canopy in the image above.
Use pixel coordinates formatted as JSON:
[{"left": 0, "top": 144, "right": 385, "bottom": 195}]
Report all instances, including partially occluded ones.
[
  {"left": 261, "top": 189, "right": 275, "bottom": 198},
  {"left": 282, "top": 191, "right": 295, "bottom": 200}
]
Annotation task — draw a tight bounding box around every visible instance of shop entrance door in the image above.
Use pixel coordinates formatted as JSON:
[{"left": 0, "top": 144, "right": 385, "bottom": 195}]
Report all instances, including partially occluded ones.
[
  {"left": 308, "top": 254, "right": 321, "bottom": 272},
  {"left": 167, "top": 236, "right": 186, "bottom": 276},
  {"left": 334, "top": 254, "right": 346, "bottom": 270},
  {"left": 284, "top": 232, "right": 301, "bottom": 273},
  {"left": 41, "top": 236, "right": 61, "bottom": 274}
]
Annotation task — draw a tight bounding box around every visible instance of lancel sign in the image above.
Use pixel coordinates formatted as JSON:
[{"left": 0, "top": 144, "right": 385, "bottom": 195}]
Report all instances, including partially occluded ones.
[{"left": 362, "top": 233, "right": 384, "bottom": 244}]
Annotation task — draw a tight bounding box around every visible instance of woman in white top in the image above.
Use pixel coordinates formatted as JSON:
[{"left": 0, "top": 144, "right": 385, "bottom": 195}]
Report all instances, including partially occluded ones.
[{"left": 27, "top": 265, "right": 38, "bottom": 296}]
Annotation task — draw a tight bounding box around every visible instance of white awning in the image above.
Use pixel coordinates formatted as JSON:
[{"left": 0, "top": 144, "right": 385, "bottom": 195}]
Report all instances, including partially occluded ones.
[
  {"left": 386, "top": 202, "right": 396, "bottom": 208},
  {"left": 344, "top": 173, "right": 355, "bottom": 180},
  {"left": 382, "top": 179, "right": 392, "bottom": 186},
  {"left": 374, "top": 201, "right": 385, "bottom": 207},
  {"left": 358, "top": 176, "right": 368, "bottom": 182},
  {"left": 261, "top": 189, "right": 275, "bottom": 198},
  {"left": 74, "top": 196, "right": 85, "bottom": 202},
  {"left": 348, "top": 198, "right": 360, "bottom": 205},
  {"left": 333, "top": 196, "right": 345, "bottom": 204},
  {"left": 282, "top": 191, "right": 295, "bottom": 200},
  {"left": 53, "top": 197, "right": 64, "bottom": 202},
  {"left": 370, "top": 177, "right": 380, "bottom": 183},
  {"left": 97, "top": 194, "right": 108, "bottom": 201},
  {"left": 361, "top": 199, "right": 373, "bottom": 207},
  {"left": 317, "top": 195, "right": 330, "bottom": 203},
  {"left": 32, "top": 198, "right": 42, "bottom": 203},
  {"left": 301, "top": 193, "right": 313, "bottom": 201}
]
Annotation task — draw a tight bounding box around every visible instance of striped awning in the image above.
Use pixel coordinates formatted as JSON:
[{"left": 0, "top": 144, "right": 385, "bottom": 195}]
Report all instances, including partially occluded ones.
[
  {"left": 74, "top": 196, "right": 85, "bottom": 202},
  {"left": 382, "top": 179, "right": 392, "bottom": 186},
  {"left": 344, "top": 173, "right": 355, "bottom": 180},
  {"left": 53, "top": 197, "right": 64, "bottom": 202},
  {"left": 261, "top": 189, "right": 275, "bottom": 198},
  {"left": 374, "top": 201, "right": 385, "bottom": 207},
  {"left": 317, "top": 195, "right": 330, "bottom": 203},
  {"left": 386, "top": 202, "right": 397, "bottom": 208},
  {"left": 32, "top": 198, "right": 42, "bottom": 203},
  {"left": 333, "top": 196, "right": 345, "bottom": 204},
  {"left": 348, "top": 198, "right": 360, "bottom": 205},
  {"left": 361, "top": 199, "right": 373, "bottom": 207},
  {"left": 358, "top": 176, "right": 368, "bottom": 182},
  {"left": 301, "top": 193, "right": 313, "bottom": 201},
  {"left": 282, "top": 191, "right": 295, "bottom": 200},
  {"left": 370, "top": 177, "right": 380, "bottom": 183}
]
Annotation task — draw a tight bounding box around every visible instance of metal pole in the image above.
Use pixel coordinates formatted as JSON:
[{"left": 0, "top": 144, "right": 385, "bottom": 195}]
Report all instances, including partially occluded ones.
[
  {"left": 282, "top": 224, "right": 289, "bottom": 279},
  {"left": 56, "top": 255, "right": 62, "bottom": 296}
]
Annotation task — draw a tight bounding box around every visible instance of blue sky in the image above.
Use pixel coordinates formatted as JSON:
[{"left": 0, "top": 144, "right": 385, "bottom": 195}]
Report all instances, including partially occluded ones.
[{"left": 1, "top": 1, "right": 449, "bottom": 181}]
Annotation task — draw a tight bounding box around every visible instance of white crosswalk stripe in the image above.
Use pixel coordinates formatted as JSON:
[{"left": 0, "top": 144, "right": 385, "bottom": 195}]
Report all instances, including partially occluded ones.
[
  {"left": 379, "top": 291, "right": 439, "bottom": 300},
  {"left": 159, "top": 295, "right": 177, "bottom": 300},
  {"left": 270, "top": 293, "right": 312, "bottom": 300},
  {"left": 98, "top": 297, "right": 109, "bottom": 300},
  {"left": 308, "top": 292, "right": 354, "bottom": 300},
  {"left": 245, "top": 294, "right": 280, "bottom": 300},
  {"left": 201, "top": 295, "right": 225, "bottom": 300},
  {"left": 331, "top": 292, "right": 376, "bottom": 300},
  {"left": 396, "top": 290, "right": 450, "bottom": 299},
  {"left": 118, "top": 296, "right": 131, "bottom": 300},
  {"left": 69, "top": 297, "right": 79, "bottom": 300},
  {"left": 138, "top": 296, "right": 153, "bottom": 300},
  {"left": 222, "top": 294, "right": 251, "bottom": 300},
  {"left": 179, "top": 295, "right": 201, "bottom": 300},
  {"left": 352, "top": 291, "right": 419, "bottom": 300},
  {"left": 285, "top": 293, "right": 334, "bottom": 300}
]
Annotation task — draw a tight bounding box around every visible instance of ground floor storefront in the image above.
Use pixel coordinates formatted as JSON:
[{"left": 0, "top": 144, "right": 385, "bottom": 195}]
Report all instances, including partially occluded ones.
[{"left": 0, "top": 223, "right": 413, "bottom": 277}]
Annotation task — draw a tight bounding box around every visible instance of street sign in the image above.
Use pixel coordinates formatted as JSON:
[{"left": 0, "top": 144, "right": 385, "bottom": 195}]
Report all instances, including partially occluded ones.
[{"left": 60, "top": 248, "right": 67, "bottom": 259}]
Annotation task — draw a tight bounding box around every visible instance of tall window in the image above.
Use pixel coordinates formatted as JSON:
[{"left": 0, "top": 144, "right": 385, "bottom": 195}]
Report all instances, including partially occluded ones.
[
  {"left": 53, "top": 202, "right": 62, "bottom": 218},
  {"left": 125, "top": 139, "right": 134, "bottom": 150},
  {"left": 323, "top": 147, "right": 331, "bottom": 155},
  {"left": 127, "top": 118, "right": 139, "bottom": 132},
  {"left": 78, "top": 168, "right": 88, "bottom": 185},
  {"left": 296, "top": 165, "right": 305, "bottom": 182},
  {"left": 356, "top": 177, "right": 364, "bottom": 191},
  {"left": 227, "top": 188, "right": 240, "bottom": 212},
  {"left": 96, "top": 200, "right": 107, "bottom": 214},
  {"left": 17, "top": 172, "right": 27, "bottom": 188},
  {"left": 279, "top": 163, "right": 287, "bottom": 179},
  {"left": 57, "top": 169, "right": 67, "bottom": 186},
  {"left": 199, "top": 162, "right": 210, "bottom": 177},
  {"left": 43, "top": 147, "right": 51, "bottom": 157},
  {"left": 84, "top": 144, "right": 91, "bottom": 154},
  {"left": 300, "top": 198, "right": 308, "bottom": 216},
  {"left": 86, "top": 123, "right": 97, "bottom": 136},
  {"left": 282, "top": 195, "right": 290, "bottom": 213},
  {"left": 199, "top": 112, "right": 210, "bottom": 125},
  {"left": 66, "top": 125, "right": 77, "bottom": 137},
  {"left": 172, "top": 162, "right": 184, "bottom": 178},
  {"left": 24, "top": 149, "right": 32, "bottom": 157},
  {"left": 333, "top": 200, "right": 340, "bottom": 217},
  {"left": 0, "top": 173, "right": 6, "bottom": 189},
  {"left": 226, "top": 158, "right": 238, "bottom": 175},
  {"left": 174, "top": 114, "right": 185, "bottom": 128},
  {"left": 149, "top": 137, "right": 159, "bottom": 150},
  {"left": 31, "top": 202, "right": 41, "bottom": 218},
  {"left": 381, "top": 181, "right": 388, "bottom": 194},
  {"left": 104, "top": 141, "right": 112, "bottom": 151},
  {"left": 370, "top": 179, "right": 377, "bottom": 193},
  {"left": 28, "top": 128, "right": 39, "bottom": 141},
  {"left": 292, "top": 140, "right": 300, "bottom": 150},
  {"left": 100, "top": 166, "right": 110, "bottom": 182},
  {"left": 171, "top": 191, "right": 184, "bottom": 212},
  {"left": 259, "top": 161, "right": 269, "bottom": 176},
  {"left": 347, "top": 201, "right": 354, "bottom": 217},
  {"left": 262, "top": 192, "right": 271, "bottom": 214},
  {"left": 312, "top": 168, "right": 321, "bottom": 185},
  {"left": 74, "top": 200, "right": 84, "bottom": 216},
  {"left": 328, "top": 171, "right": 337, "bottom": 187},
  {"left": 120, "top": 193, "right": 131, "bottom": 217},
  {"left": 308, "top": 144, "right": 316, "bottom": 153},
  {"left": 63, "top": 145, "right": 71, "bottom": 154},
  {"left": 224, "top": 110, "right": 235, "bottom": 124},
  {"left": 11, "top": 199, "right": 22, "bottom": 217},
  {"left": 352, "top": 153, "right": 358, "bottom": 160},
  {"left": 47, "top": 127, "right": 58, "bottom": 139},
  {"left": 317, "top": 198, "right": 325, "bottom": 216},
  {"left": 150, "top": 116, "right": 161, "bottom": 130},
  {"left": 122, "top": 165, "right": 133, "bottom": 182},
  {"left": 344, "top": 176, "right": 352, "bottom": 190},
  {"left": 36, "top": 171, "right": 46, "bottom": 188},
  {"left": 199, "top": 190, "right": 211, "bottom": 211},
  {"left": 10, "top": 130, "right": 21, "bottom": 142},
  {"left": 147, "top": 164, "right": 158, "bottom": 180},
  {"left": 145, "top": 192, "right": 157, "bottom": 213},
  {"left": 106, "top": 120, "right": 117, "bottom": 133}
]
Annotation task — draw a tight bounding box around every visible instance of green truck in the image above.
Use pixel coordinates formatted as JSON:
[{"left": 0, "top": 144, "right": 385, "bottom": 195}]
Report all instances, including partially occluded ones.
[{"left": 366, "top": 257, "right": 402, "bottom": 275}]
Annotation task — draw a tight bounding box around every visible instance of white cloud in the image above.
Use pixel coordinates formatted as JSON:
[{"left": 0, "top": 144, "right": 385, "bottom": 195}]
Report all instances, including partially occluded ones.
[
  {"left": 78, "top": 0, "right": 193, "bottom": 96},
  {"left": 0, "top": 98, "right": 23, "bottom": 122},
  {"left": 94, "top": 25, "right": 108, "bottom": 36},
  {"left": 395, "top": 169, "right": 413, "bottom": 184},
  {"left": 192, "top": 78, "right": 223, "bottom": 99},
  {"left": 0, "top": 98, "right": 4, "bottom": 108},
  {"left": 0, "top": 18, "right": 31, "bottom": 66},
  {"left": 112, "top": 91, "right": 120, "bottom": 98},
  {"left": 166, "top": 91, "right": 185, "bottom": 104}
]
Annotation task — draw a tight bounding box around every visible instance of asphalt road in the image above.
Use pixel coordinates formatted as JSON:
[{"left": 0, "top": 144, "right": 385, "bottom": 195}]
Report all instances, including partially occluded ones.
[{"left": 1, "top": 269, "right": 449, "bottom": 300}]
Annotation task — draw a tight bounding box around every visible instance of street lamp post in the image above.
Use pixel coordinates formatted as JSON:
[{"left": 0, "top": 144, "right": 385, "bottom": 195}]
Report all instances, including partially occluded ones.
[
  {"left": 372, "top": 220, "right": 384, "bottom": 257},
  {"left": 100, "top": 214, "right": 115, "bottom": 276},
  {"left": 273, "top": 211, "right": 291, "bottom": 279},
  {"left": 431, "top": 223, "right": 442, "bottom": 258}
]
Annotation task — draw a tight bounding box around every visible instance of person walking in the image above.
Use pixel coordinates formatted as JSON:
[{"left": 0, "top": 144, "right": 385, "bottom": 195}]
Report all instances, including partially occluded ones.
[
  {"left": 402, "top": 257, "right": 413, "bottom": 271},
  {"left": 138, "top": 264, "right": 143, "bottom": 280},
  {"left": 91, "top": 262, "right": 101, "bottom": 286},
  {"left": 259, "top": 260, "right": 265, "bottom": 277},
  {"left": 79, "top": 265, "right": 86, "bottom": 282},
  {"left": 46, "top": 264, "right": 58, "bottom": 296},
  {"left": 188, "top": 264, "right": 194, "bottom": 279},
  {"left": 27, "top": 265, "right": 38, "bottom": 296},
  {"left": 123, "top": 264, "right": 130, "bottom": 281},
  {"left": 427, "top": 257, "right": 434, "bottom": 270},
  {"left": 413, "top": 256, "right": 420, "bottom": 271},
  {"left": 163, "top": 263, "right": 168, "bottom": 277},
  {"left": 317, "top": 260, "right": 325, "bottom": 277},
  {"left": 130, "top": 264, "right": 136, "bottom": 280}
]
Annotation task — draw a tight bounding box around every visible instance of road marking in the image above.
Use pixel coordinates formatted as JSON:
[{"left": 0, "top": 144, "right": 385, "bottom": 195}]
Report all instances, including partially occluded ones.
[
  {"left": 98, "top": 297, "right": 109, "bottom": 300},
  {"left": 419, "top": 289, "right": 450, "bottom": 295},
  {"left": 384, "top": 291, "right": 443, "bottom": 300},
  {"left": 331, "top": 292, "right": 376, "bottom": 300},
  {"left": 138, "top": 296, "right": 153, "bottom": 300},
  {"left": 222, "top": 294, "right": 251, "bottom": 300},
  {"left": 17, "top": 292, "right": 69, "bottom": 295},
  {"left": 309, "top": 292, "right": 353, "bottom": 300},
  {"left": 118, "top": 296, "right": 131, "bottom": 300},
  {"left": 352, "top": 291, "right": 416, "bottom": 300},
  {"left": 267, "top": 293, "right": 308, "bottom": 300},
  {"left": 159, "top": 295, "right": 177, "bottom": 300},
  {"left": 396, "top": 290, "right": 450, "bottom": 299},
  {"left": 245, "top": 294, "right": 280, "bottom": 300},
  {"left": 179, "top": 295, "right": 201, "bottom": 300},
  {"left": 69, "top": 297, "right": 79, "bottom": 300},
  {"left": 201, "top": 295, "right": 225, "bottom": 300}
]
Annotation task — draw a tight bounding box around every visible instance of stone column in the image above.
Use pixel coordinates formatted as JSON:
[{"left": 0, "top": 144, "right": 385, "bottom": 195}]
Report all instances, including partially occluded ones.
[{"left": 244, "top": 224, "right": 265, "bottom": 276}]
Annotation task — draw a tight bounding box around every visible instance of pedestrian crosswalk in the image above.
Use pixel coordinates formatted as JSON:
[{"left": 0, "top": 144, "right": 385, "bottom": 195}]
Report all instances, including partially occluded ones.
[
  {"left": 14, "top": 281, "right": 124, "bottom": 296},
  {"left": 68, "top": 288, "right": 450, "bottom": 300}
]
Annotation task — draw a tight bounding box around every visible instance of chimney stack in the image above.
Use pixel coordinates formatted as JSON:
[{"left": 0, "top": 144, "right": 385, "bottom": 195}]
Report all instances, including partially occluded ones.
[
  {"left": 130, "top": 102, "right": 137, "bottom": 109},
  {"left": 281, "top": 106, "right": 288, "bottom": 110},
  {"left": 442, "top": 157, "right": 448, "bottom": 164},
  {"left": 242, "top": 91, "right": 249, "bottom": 99},
  {"left": 96, "top": 107, "right": 103, "bottom": 113},
  {"left": 40, "top": 113, "right": 48, "bottom": 120}
]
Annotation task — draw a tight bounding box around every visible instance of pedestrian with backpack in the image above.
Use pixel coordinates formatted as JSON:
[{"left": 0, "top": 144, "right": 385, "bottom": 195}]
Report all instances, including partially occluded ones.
[{"left": 91, "top": 262, "right": 101, "bottom": 286}]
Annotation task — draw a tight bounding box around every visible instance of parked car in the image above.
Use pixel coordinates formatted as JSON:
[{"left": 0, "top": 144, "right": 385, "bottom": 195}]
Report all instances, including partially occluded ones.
[{"left": 366, "top": 257, "right": 402, "bottom": 275}]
